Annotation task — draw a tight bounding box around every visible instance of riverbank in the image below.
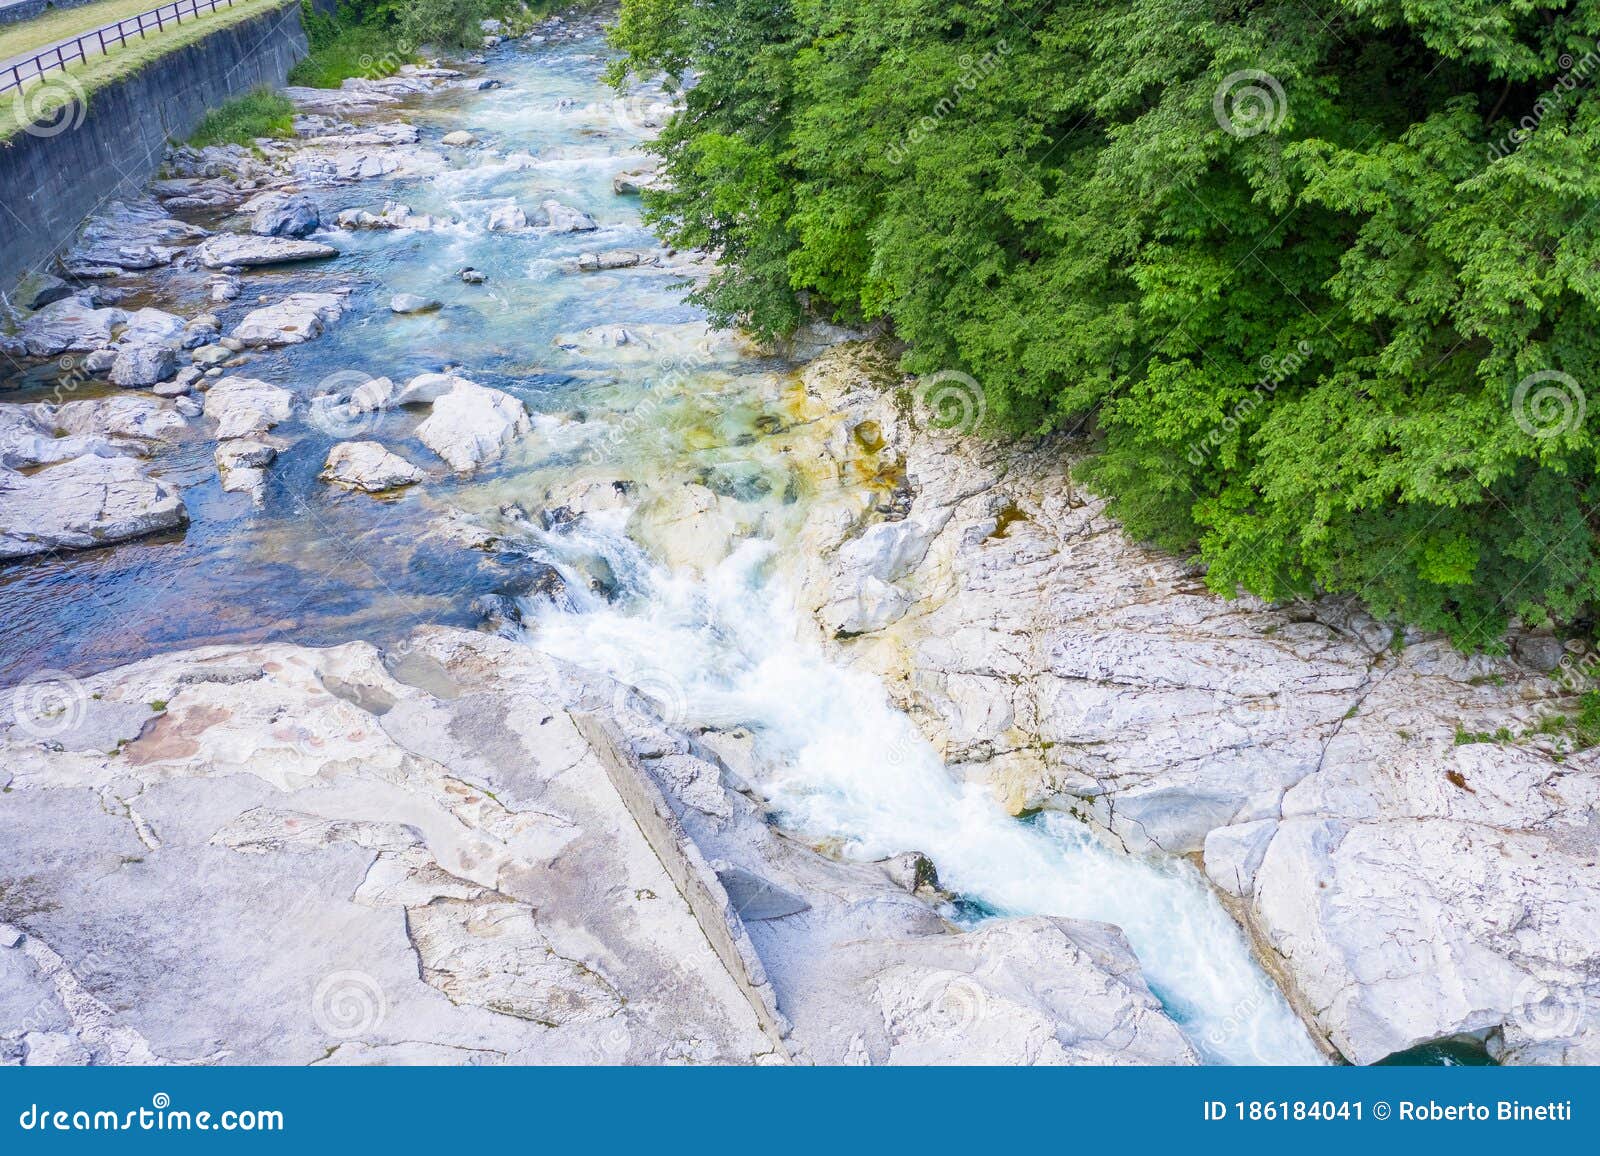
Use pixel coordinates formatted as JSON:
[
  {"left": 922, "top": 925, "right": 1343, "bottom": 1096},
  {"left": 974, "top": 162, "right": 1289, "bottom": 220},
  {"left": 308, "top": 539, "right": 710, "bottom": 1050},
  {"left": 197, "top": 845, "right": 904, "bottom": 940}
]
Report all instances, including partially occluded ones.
[{"left": 0, "top": 11, "right": 1593, "bottom": 1067}]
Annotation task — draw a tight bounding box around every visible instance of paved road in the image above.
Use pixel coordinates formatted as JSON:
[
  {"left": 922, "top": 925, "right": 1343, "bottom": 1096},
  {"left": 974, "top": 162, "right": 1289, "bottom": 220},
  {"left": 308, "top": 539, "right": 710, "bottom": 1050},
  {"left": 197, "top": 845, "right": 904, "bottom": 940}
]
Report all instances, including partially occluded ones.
[
  {"left": 0, "top": 0, "right": 202, "bottom": 91},
  {"left": 0, "top": 0, "right": 99, "bottom": 25}
]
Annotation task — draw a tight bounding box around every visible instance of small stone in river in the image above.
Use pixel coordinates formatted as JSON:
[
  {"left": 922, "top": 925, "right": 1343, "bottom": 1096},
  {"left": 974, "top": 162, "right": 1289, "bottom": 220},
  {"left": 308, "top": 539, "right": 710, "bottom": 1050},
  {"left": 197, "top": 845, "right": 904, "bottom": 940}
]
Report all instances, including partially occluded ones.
[
  {"left": 192, "top": 344, "right": 232, "bottom": 368},
  {"left": 460, "top": 268, "right": 487, "bottom": 284},
  {"left": 210, "top": 275, "right": 241, "bottom": 303},
  {"left": 391, "top": 293, "right": 442, "bottom": 314},
  {"left": 878, "top": 851, "right": 942, "bottom": 895},
  {"left": 485, "top": 204, "right": 527, "bottom": 232},
  {"left": 321, "top": 441, "right": 426, "bottom": 492},
  {"left": 441, "top": 130, "right": 479, "bottom": 147},
  {"left": 541, "top": 199, "right": 597, "bottom": 232},
  {"left": 84, "top": 349, "right": 117, "bottom": 373}
]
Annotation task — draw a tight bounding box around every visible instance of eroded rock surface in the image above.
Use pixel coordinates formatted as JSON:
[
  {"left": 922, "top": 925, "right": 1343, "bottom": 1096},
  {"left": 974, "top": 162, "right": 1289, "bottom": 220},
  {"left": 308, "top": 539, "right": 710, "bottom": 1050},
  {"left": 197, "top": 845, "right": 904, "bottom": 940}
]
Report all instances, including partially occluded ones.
[
  {"left": 0, "top": 454, "right": 186, "bottom": 559},
  {"left": 0, "top": 628, "right": 1193, "bottom": 1065},
  {"left": 781, "top": 343, "right": 1600, "bottom": 1065}
]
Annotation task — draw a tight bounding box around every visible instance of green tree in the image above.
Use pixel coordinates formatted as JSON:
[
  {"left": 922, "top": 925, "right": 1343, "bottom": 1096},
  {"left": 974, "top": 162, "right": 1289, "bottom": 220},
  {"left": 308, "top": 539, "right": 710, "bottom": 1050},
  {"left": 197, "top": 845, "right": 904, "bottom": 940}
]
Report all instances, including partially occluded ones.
[{"left": 612, "top": 0, "right": 1600, "bottom": 648}]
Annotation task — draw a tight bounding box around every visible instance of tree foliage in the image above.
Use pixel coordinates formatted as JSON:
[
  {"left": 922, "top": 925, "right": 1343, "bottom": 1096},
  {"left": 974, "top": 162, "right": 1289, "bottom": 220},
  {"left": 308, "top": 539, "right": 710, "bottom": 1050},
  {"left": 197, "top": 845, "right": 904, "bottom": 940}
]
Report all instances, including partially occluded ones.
[{"left": 611, "top": 0, "right": 1600, "bottom": 647}]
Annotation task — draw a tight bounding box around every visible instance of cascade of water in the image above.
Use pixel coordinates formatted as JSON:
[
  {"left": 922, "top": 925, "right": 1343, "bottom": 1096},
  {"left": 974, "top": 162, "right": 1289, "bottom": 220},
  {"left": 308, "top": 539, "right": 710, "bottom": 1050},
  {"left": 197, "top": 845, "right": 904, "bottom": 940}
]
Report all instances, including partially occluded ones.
[{"left": 522, "top": 532, "right": 1324, "bottom": 1066}]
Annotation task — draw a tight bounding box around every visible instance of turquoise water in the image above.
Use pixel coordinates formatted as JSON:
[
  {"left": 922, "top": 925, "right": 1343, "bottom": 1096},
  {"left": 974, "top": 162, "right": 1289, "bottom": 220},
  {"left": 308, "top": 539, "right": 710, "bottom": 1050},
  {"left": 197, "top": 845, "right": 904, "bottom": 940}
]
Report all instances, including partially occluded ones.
[{"left": 0, "top": 28, "right": 1324, "bottom": 1065}]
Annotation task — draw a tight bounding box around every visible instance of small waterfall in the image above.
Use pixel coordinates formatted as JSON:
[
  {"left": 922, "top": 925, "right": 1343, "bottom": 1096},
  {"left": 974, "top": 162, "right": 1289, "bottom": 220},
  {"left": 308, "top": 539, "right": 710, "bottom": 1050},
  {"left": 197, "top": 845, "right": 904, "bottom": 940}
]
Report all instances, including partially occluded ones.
[{"left": 519, "top": 532, "right": 1325, "bottom": 1065}]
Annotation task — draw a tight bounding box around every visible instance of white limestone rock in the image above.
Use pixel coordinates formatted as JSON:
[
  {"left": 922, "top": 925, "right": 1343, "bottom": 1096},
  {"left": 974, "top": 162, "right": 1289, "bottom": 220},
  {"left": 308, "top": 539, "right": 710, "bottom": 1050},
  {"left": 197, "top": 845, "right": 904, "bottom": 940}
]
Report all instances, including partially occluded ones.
[
  {"left": 0, "top": 629, "right": 782, "bottom": 1065},
  {"left": 203, "top": 377, "right": 293, "bottom": 440},
  {"left": 0, "top": 454, "right": 186, "bottom": 560},
  {"left": 15, "top": 296, "right": 127, "bottom": 357},
  {"left": 109, "top": 343, "right": 177, "bottom": 387},
  {"left": 195, "top": 234, "right": 337, "bottom": 269},
  {"left": 321, "top": 442, "right": 424, "bottom": 492},
  {"left": 231, "top": 291, "right": 351, "bottom": 347},
  {"left": 213, "top": 439, "right": 280, "bottom": 504},
  {"left": 541, "top": 200, "right": 598, "bottom": 232},
  {"left": 415, "top": 380, "right": 530, "bottom": 472},
  {"left": 778, "top": 343, "right": 1600, "bottom": 1066}
]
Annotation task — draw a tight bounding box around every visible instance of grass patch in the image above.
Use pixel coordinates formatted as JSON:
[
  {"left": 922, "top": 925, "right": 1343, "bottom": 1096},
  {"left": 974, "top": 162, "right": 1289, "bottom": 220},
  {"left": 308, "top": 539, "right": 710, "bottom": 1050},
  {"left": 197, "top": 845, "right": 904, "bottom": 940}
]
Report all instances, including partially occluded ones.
[
  {"left": 1529, "top": 689, "right": 1600, "bottom": 751},
  {"left": 0, "top": 0, "right": 192, "bottom": 63},
  {"left": 286, "top": 3, "right": 412, "bottom": 88},
  {"left": 0, "top": 0, "right": 296, "bottom": 142},
  {"left": 187, "top": 87, "right": 293, "bottom": 147}
]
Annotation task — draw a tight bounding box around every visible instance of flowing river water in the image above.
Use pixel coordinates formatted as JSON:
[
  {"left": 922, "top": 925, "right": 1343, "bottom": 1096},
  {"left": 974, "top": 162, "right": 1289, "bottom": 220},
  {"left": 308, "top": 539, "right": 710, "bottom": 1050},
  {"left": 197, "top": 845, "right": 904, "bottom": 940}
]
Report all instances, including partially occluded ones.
[{"left": 1, "top": 25, "right": 1324, "bottom": 1065}]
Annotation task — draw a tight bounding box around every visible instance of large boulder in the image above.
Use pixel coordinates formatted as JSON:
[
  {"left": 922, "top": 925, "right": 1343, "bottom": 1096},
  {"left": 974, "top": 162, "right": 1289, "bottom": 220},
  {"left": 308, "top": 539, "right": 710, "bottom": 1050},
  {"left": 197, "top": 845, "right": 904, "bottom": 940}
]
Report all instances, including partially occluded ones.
[
  {"left": 0, "top": 454, "right": 186, "bottom": 560},
  {"left": 415, "top": 379, "right": 531, "bottom": 472},
  {"left": 13, "top": 296, "right": 126, "bottom": 357},
  {"left": 195, "top": 234, "right": 337, "bottom": 269},
  {"left": 250, "top": 195, "right": 322, "bottom": 238},
  {"left": 109, "top": 343, "right": 177, "bottom": 387}
]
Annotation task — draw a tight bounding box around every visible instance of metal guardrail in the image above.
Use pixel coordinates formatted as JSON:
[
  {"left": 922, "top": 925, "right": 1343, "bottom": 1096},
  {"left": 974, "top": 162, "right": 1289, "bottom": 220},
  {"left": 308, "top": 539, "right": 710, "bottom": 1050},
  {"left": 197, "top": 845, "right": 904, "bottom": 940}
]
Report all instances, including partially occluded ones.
[{"left": 0, "top": 0, "right": 235, "bottom": 95}]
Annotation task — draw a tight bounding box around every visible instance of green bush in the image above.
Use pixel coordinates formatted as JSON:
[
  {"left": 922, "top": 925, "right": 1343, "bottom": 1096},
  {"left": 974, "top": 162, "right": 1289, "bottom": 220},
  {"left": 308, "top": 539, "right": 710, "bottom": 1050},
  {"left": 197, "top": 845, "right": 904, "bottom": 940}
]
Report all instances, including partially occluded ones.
[
  {"left": 611, "top": 0, "right": 1600, "bottom": 650},
  {"left": 187, "top": 88, "right": 294, "bottom": 147}
]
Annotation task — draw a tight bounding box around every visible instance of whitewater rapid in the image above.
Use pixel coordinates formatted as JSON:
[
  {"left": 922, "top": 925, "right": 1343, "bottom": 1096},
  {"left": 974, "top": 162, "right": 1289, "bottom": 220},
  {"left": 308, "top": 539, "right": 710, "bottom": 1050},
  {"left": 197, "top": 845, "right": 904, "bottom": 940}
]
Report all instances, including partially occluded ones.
[{"left": 520, "top": 523, "right": 1324, "bottom": 1065}]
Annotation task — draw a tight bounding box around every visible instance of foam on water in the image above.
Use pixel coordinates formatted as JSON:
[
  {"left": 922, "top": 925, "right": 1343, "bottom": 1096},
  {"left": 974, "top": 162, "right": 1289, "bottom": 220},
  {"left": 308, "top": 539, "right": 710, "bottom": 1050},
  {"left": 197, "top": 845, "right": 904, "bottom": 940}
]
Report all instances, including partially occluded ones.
[{"left": 524, "top": 534, "right": 1325, "bottom": 1066}]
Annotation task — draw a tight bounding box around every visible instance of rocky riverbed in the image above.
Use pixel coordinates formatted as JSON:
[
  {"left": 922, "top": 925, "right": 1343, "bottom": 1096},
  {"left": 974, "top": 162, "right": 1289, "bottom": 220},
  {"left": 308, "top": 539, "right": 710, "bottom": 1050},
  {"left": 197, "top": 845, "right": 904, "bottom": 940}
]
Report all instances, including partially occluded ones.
[{"left": 0, "top": 11, "right": 1594, "bottom": 1067}]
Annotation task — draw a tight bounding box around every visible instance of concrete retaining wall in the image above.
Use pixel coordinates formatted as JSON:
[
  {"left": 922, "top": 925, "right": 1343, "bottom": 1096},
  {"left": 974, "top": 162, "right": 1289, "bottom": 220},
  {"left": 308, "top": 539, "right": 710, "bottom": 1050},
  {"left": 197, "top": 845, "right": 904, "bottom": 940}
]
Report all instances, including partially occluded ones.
[{"left": 0, "top": 0, "right": 305, "bottom": 285}]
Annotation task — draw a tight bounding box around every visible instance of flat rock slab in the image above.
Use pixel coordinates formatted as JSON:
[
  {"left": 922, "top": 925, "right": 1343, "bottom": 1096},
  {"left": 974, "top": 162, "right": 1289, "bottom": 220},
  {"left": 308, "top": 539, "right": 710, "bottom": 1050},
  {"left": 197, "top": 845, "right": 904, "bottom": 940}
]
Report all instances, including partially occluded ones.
[
  {"left": 195, "top": 235, "right": 338, "bottom": 269},
  {"left": 0, "top": 629, "right": 779, "bottom": 1065},
  {"left": 0, "top": 454, "right": 186, "bottom": 560},
  {"left": 203, "top": 377, "right": 293, "bottom": 440},
  {"left": 231, "top": 292, "right": 350, "bottom": 347}
]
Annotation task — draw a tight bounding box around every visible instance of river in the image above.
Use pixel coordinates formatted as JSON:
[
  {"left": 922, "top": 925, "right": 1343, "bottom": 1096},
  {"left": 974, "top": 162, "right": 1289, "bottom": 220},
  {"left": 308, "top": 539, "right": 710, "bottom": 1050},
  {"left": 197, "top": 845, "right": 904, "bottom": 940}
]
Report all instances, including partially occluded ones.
[{"left": 0, "top": 21, "right": 1324, "bottom": 1065}]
